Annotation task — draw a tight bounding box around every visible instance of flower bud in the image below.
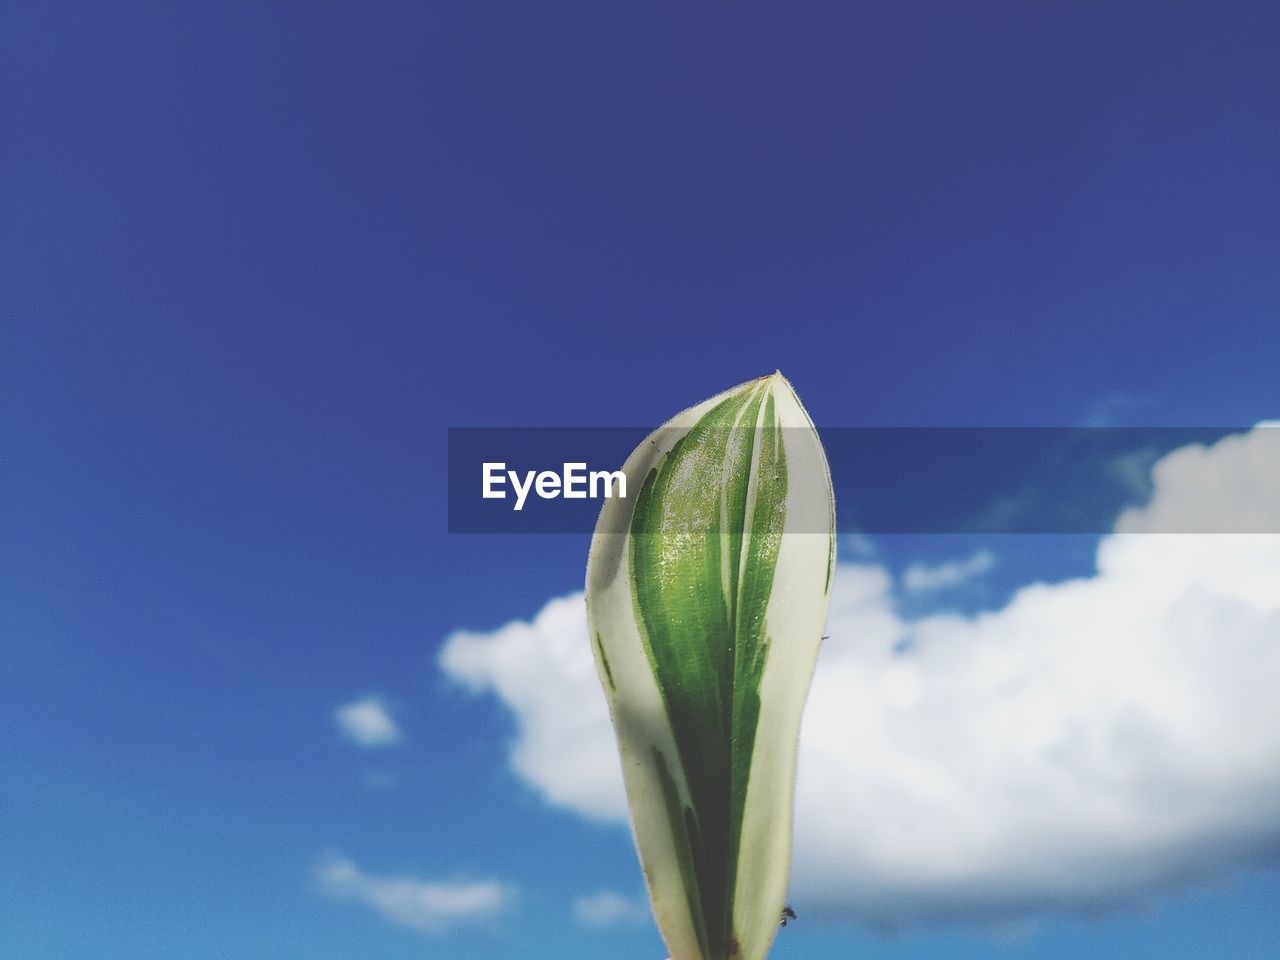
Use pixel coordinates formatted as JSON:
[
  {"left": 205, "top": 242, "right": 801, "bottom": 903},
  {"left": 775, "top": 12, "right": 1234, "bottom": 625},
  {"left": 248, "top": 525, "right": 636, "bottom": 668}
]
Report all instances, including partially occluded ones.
[{"left": 586, "top": 373, "right": 835, "bottom": 960}]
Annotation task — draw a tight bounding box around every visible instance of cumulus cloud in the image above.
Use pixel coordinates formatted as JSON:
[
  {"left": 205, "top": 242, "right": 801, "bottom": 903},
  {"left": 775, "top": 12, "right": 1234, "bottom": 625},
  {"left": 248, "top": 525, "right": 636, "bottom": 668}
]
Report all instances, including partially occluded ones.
[
  {"left": 573, "top": 891, "right": 649, "bottom": 926},
  {"left": 438, "top": 425, "right": 1280, "bottom": 927},
  {"left": 334, "top": 694, "right": 403, "bottom": 748},
  {"left": 441, "top": 594, "right": 618, "bottom": 820},
  {"left": 901, "top": 548, "right": 995, "bottom": 593},
  {"left": 1114, "top": 423, "right": 1280, "bottom": 533},
  {"left": 317, "top": 855, "right": 510, "bottom": 933}
]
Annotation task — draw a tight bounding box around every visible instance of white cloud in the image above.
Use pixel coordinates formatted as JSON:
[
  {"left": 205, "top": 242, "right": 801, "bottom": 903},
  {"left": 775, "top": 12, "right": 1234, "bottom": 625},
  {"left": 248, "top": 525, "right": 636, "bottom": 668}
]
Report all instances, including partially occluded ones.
[
  {"left": 334, "top": 694, "right": 403, "bottom": 748},
  {"left": 1114, "top": 424, "right": 1280, "bottom": 534},
  {"left": 901, "top": 548, "right": 995, "bottom": 593},
  {"left": 438, "top": 425, "right": 1280, "bottom": 927},
  {"left": 573, "top": 890, "right": 649, "bottom": 926},
  {"left": 440, "top": 593, "right": 618, "bottom": 820},
  {"left": 317, "top": 855, "right": 510, "bottom": 933}
]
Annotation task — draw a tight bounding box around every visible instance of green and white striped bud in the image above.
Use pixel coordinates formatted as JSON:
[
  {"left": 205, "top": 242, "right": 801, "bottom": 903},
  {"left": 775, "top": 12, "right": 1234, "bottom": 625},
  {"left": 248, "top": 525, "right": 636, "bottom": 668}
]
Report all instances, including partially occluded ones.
[{"left": 586, "top": 373, "right": 835, "bottom": 960}]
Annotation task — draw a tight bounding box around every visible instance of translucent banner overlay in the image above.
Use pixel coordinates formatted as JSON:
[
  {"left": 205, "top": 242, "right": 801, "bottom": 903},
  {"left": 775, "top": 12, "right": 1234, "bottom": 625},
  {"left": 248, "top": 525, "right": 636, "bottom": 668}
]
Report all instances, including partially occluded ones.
[{"left": 447, "top": 426, "right": 1280, "bottom": 534}]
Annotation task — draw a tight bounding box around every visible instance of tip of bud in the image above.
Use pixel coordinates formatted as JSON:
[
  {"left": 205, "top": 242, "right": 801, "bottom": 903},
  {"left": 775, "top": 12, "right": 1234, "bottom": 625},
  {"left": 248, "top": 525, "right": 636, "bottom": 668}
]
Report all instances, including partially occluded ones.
[{"left": 763, "top": 370, "right": 799, "bottom": 402}]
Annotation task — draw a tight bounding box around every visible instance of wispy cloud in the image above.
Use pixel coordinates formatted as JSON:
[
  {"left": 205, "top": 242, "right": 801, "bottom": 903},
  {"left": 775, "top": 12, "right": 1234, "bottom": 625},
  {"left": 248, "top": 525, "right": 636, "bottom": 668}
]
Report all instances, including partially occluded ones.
[
  {"left": 901, "top": 548, "right": 994, "bottom": 592},
  {"left": 333, "top": 694, "right": 402, "bottom": 748},
  {"left": 572, "top": 891, "right": 649, "bottom": 926},
  {"left": 1082, "top": 391, "right": 1154, "bottom": 427},
  {"left": 840, "top": 533, "right": 880, "bottom": 560},
  {"left": 1109, "top": 446, "right": 1160, "bottom": 501},
  {"left": 316, "top": 855, "right": 510, "bottom": 933},
  {"left": 440, "top": 425, "right": 1280, "bottom": 927},
  {"left": 360, "top": 768, "right": 400, "bottom": 791}
]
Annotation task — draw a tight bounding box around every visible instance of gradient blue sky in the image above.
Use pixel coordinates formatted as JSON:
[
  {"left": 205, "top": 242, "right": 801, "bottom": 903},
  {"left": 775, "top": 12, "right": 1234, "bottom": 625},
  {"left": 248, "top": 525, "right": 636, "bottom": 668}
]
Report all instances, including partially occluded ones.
[{"left": 3, "top": 3, "right": 1279, "bottom": 959}]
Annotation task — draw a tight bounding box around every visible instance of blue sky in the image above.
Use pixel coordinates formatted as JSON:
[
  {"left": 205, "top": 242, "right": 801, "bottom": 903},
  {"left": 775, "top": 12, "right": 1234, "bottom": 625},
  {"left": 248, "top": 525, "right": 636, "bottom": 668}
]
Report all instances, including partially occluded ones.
[{"left": 3, "top": 3, "right": 1279, "bottom": 959}]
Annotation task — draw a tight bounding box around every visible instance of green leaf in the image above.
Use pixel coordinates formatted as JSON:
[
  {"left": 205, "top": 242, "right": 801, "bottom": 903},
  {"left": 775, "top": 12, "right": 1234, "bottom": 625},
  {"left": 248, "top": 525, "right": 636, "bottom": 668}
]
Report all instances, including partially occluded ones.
[{"left": 586, "top": 373, "right": 835, "bottom": 960}]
